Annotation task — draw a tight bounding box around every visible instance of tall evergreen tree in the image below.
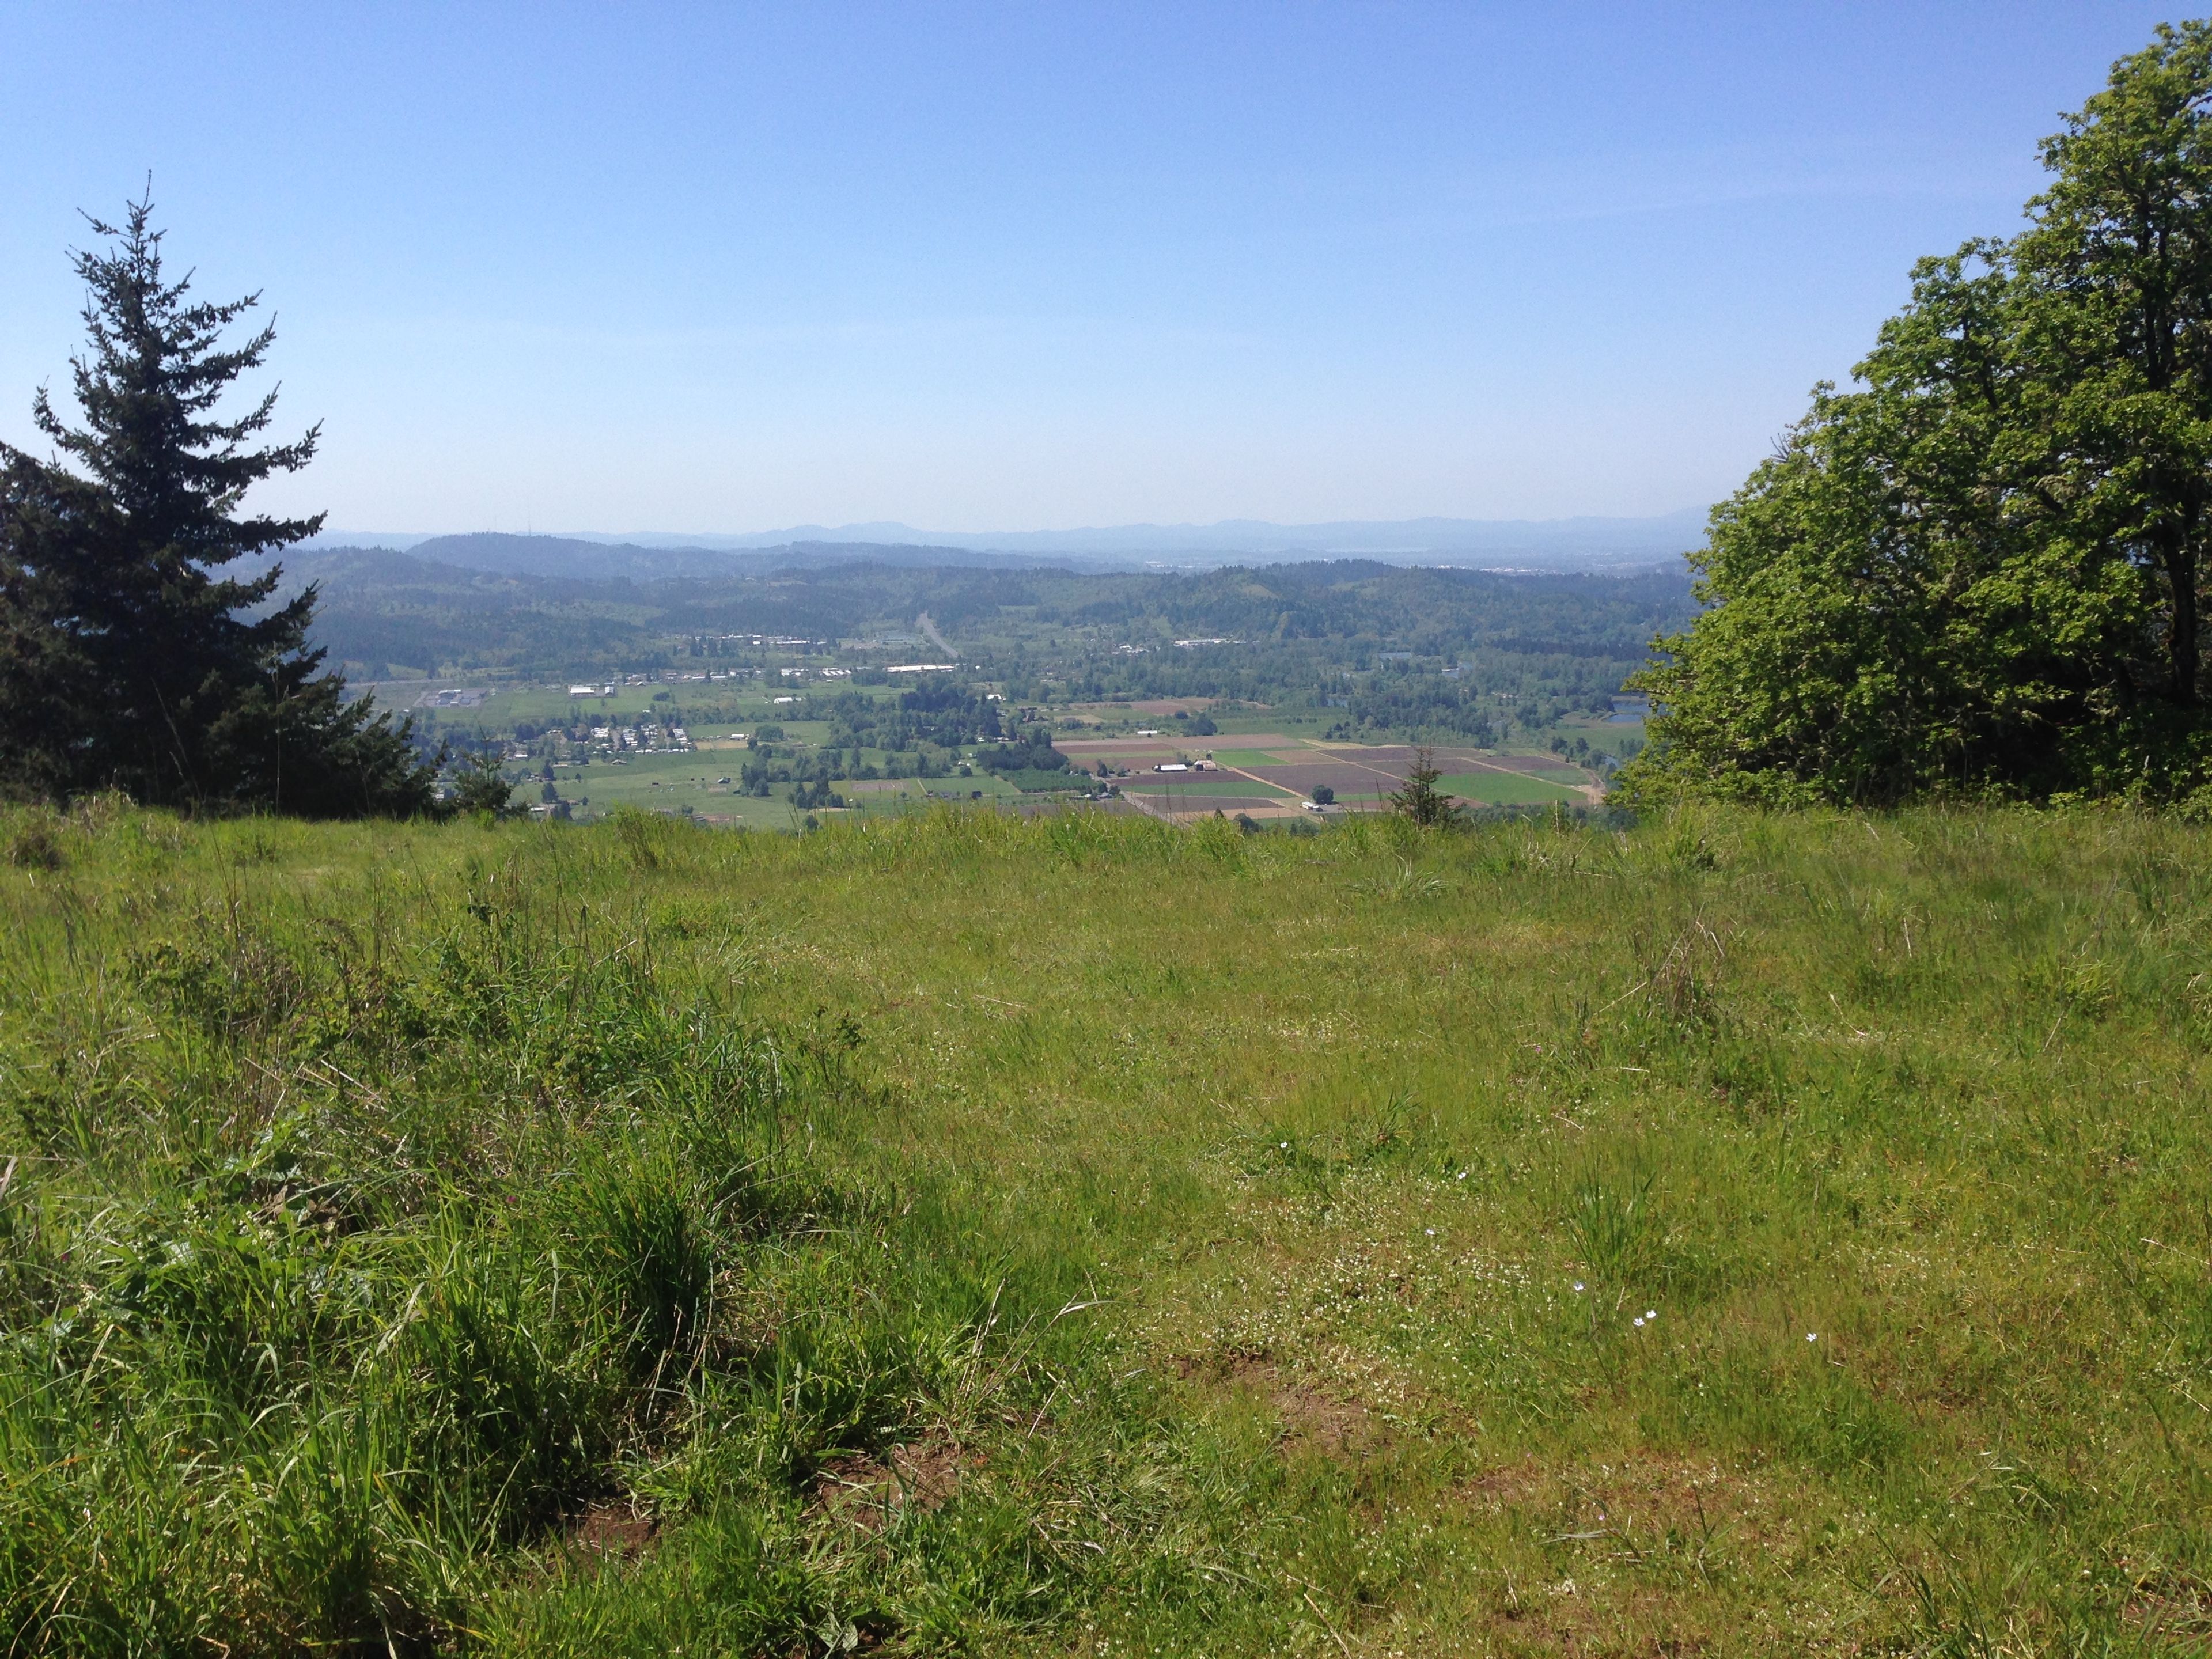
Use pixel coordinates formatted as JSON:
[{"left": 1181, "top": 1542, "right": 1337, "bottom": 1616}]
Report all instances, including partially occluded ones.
[
  {"left": 0, "top": 194, "right": 437, "bottom": 815},
  {"left": 1389, "top": 746, "right": 1457, "bottom": 826}
]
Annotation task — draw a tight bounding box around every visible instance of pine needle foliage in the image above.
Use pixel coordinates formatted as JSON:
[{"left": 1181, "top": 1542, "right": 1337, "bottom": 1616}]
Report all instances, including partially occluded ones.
[
  {"left": 1388, "top": 744, "right": 1459, "bottom": 825},
  {"left": 0, "top": 193, "right": 435, "bottom": 816}
]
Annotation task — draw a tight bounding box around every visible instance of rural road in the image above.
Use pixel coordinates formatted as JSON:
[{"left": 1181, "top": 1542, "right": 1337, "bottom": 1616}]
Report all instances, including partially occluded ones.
[{"left": 916, "top": 612, "right": 953, "bottom": 656}]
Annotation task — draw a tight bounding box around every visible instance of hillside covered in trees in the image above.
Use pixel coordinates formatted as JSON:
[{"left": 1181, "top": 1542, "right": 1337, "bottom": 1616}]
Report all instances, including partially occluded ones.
[{"left": 278, "top": 543, "right": 1694, "bottom": 737}]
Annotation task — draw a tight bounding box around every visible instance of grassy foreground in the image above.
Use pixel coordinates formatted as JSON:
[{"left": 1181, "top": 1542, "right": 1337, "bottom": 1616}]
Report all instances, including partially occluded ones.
[{"left": 2, "top": 801, "right": 2210, "bottom": 1655}]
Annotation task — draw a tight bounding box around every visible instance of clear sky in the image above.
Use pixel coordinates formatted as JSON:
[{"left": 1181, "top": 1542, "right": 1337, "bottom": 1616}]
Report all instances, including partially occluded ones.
[{"left": 0, "top": 3, "right": 2187, "bottom": 535}]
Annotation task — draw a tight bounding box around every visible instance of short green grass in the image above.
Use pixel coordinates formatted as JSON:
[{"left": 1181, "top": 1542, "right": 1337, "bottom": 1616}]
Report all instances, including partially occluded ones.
[
  {"left": 562, "top": 749, "right": 753, "bottom": 817},
  {"left": 844, "top": 774, "right": 1022, "bottom": 801},
  {"left": 3, "top": 801, "right": 2211, "bottom": 1654}
]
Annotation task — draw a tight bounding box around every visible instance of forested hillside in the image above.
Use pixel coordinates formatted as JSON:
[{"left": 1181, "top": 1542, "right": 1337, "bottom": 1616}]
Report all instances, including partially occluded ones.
[{"left": 281, "top": 543, "right": 1694, "bottom": 728}]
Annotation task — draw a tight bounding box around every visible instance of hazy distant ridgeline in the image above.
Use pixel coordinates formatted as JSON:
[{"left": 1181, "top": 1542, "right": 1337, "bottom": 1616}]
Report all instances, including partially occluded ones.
[
  {"left": 305, "top": 510, "right": 1706, "bottom": 572},
  {"left": 393, "top": 534, "right": 1046, "bottom": 582}
]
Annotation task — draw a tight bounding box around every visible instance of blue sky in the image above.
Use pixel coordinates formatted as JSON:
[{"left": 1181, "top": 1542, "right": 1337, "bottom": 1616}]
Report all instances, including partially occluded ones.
[{"left": 0, "top": 3, "right": 2185, "bottom": 534}]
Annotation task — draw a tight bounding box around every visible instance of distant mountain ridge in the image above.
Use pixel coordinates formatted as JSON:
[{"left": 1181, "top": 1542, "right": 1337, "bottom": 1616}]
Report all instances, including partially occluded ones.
[
  {"left": 371, "top": 533, "right": 1085, "bottom": 582},
  {"left": 252, "top": 539, "right": 1698, "bottom": 684},
  {"left": 630, "top": 510, "right": 1709, "bottom": 559},
  {"left": 304, "top": 511, "right": 1706, "bottom": 573}
]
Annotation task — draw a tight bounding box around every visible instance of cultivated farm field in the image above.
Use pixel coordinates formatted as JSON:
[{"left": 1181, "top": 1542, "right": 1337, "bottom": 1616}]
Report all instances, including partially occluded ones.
[
  {"left": 1060, "top": 735, "right": 1600, "bottom": 820},
  {"left": 2, "top": 802, "right": 2209, "bottom": 1654}
]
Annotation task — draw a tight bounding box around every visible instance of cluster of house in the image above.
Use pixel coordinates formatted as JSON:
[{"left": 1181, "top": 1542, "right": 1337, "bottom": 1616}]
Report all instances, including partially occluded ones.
[
  {"left": 692, "top": 635, "right": 823, "bottom": 652},
  {"left": 567, "top": 658, "right": 835, "bottom": 698},
  {"left": 584, "top": 722, "right": 693, "bottom": 755}
]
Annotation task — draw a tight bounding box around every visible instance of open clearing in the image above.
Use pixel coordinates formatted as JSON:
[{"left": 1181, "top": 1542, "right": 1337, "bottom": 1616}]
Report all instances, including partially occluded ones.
[{"left": 6, "top": 803, "right": 2207, "bottom": 1653}]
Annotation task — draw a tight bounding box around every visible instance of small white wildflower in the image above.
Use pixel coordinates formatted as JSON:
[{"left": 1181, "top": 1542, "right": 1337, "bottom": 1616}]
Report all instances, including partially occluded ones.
[
  {"left": 1279, "top": 1141, "right": 1288, "bottom": 1150},
  {"left": 1573, "top": 1282, "right": 1585, "bottom": 1292},
  {"left": 1633, "top": 1316, "right": 1645, "bottom": 1327},
  {"left": 1645, "top": 1309, "right": 1656, "bottom": 1320},
  {"left": 1456, "top": 1170, "right": 1467, "bottom": 1180},
  {"left": 1806, "top": 1332, "right": 1818, "bottom": 1342},
  {"left": 1425, "top": 1228, "right": 1435, "bottom": 1236}
]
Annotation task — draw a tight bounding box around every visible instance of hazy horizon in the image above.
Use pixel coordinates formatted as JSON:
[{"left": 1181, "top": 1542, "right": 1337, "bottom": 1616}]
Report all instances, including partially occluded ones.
[
  {"left": 310, "top": 506, "right": 1707, "bottom": 547},
  {"left": 296, "top": 510, "right": 1707, "bottom": 578}
]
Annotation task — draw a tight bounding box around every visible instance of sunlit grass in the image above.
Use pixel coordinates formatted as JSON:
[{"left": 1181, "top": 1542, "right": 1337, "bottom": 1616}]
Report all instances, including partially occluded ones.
[{"left": 3, "top": 800, "right": 2209, "bottom": 1653}]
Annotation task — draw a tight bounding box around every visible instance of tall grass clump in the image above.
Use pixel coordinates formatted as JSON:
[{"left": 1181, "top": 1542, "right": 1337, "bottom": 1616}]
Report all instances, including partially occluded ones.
[{"left": 1, "top": 826, "right": 1055, "bottom": 1652}]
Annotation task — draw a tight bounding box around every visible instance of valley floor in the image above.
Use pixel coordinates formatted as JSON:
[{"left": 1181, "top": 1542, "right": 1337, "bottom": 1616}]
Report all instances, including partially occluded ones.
[{"left": 2, "top": 802, "right": 2208, "bottom": 1654}]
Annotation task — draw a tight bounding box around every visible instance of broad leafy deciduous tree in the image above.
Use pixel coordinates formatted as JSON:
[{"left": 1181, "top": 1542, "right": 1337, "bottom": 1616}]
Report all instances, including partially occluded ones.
[
  {"left": 0, "top": 195, "right": 437, "bottom": 815},
  {"left": 1626, "top": 23, "right": 2212, "bottom": 806}
]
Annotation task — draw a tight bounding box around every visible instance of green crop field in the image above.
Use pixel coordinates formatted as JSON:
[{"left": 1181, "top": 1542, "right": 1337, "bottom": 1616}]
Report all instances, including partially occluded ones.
[
  {"left": 5, "top": 800, "right": 2210, "bottom": 1653},
  {"left": 556, "top": 749, "right": 741, "bottom": 815},
  {"left": 1205, "top": 710, "right": 1337, "bottom": 737},
  {"left": 1439, "top": 770, "right": 1587, "bottom": 805}
]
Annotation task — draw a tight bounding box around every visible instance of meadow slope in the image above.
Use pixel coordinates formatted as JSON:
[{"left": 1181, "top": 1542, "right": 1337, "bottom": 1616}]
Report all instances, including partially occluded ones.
[{"left": 2, "top": 801, "right": 2209, "bottom": 1654}]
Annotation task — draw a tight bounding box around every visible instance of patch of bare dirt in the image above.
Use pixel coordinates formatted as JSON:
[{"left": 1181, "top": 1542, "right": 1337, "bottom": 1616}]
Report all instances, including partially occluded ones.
[
  {"left": 1455, "top": 1449, "right": 1800, "bottom": 1571},
  {"left": 811, "top": 1437, "right": 982, "bottom": 1533},
  {"left": 2124, "top": 1568, "right": 2212, "bottom": 1641},
  {"left": 1180, "top": 1351, "right": 1383, "bottom": 1459},
  {"left": 571, "top": 1499, "right": 658, "bottom": 1560}
]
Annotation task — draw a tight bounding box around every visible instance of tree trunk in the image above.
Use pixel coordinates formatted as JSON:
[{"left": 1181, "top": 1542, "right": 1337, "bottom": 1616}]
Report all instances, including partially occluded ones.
[{"left": 2167, "top": 499, "right": 2202, "bottom": 706}]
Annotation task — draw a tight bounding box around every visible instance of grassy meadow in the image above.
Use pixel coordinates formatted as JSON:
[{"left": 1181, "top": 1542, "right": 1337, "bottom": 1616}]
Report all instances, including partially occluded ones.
[{"left": 2, "top": 800, "right": 2210, "bottom": 1654}]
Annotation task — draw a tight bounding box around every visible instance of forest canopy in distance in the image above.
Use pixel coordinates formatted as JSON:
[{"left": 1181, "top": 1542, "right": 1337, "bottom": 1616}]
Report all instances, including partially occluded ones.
[{"left": 270, "top": 540, "right": 1695, "bottom": 745}]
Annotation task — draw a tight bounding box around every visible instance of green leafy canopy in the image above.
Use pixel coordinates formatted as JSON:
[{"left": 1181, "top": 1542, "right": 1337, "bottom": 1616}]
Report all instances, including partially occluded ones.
[{"left": 1626, "top": 22, "right": 2212, "bottom": 809}]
